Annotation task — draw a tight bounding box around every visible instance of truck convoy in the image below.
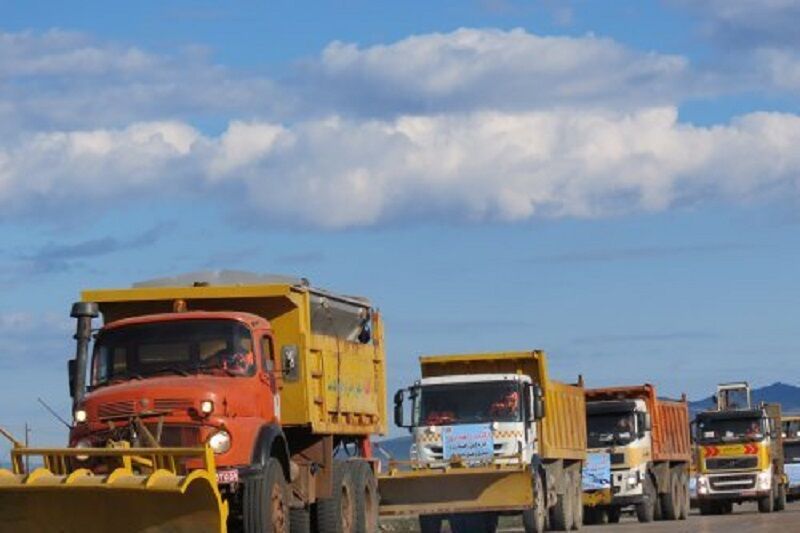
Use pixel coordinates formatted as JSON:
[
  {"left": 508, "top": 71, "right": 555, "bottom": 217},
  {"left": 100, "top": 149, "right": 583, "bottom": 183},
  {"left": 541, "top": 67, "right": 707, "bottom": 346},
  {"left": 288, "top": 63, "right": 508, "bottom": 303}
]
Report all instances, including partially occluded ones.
[
  {"left": 379, "top": 351, "right": 587, "bottom": 533},
  {"left": 0, "top": 272, "right": 387, "bottom": 533},
  {"left": 581, "top": 385, "right": 691, "bottom": 525},
  {"left": 693, "top": 382, "right": 787, "bottom": 515},
  {"left": 782, "top": 415, "right": 800, "bottom": 501}
]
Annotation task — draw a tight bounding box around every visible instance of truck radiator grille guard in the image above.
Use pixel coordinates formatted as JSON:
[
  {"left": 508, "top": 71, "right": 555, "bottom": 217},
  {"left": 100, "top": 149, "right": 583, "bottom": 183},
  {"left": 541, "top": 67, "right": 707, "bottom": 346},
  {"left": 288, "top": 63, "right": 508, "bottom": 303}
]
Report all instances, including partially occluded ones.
[
  {"left": 706, "top": 457, "right": 758, "bottom": 471},
  {"left": 708, "top": 473, "right": 756, "bottom": 492},
  {"left": 98, "top": 398, "right": 194, "bottom": 419}
]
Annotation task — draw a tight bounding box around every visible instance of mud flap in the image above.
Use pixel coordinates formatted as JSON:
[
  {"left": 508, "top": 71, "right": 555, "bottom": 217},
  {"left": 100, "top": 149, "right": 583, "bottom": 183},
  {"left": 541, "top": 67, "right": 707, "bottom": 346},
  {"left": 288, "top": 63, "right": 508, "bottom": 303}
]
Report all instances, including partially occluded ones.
[{"left": 379, "top": 465, "right": 534, "bottom": 517}]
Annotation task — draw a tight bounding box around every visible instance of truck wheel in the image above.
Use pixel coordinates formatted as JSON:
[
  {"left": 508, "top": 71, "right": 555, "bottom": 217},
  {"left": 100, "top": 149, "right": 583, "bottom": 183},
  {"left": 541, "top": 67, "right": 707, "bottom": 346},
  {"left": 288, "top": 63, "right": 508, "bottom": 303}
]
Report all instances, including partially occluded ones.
[
  {"left": 607, "top": 507, "right": 620, "bottom": 524},
  {"left": 522, "top": 471, "right": 546, "bottom": 533},
  {"left": 660, "top": 472, "right": 680, "bottom": 520},
  {"left": 548, "top": 477, "right": 574, "bottom": 531},
  {"left": 678, "top": 472, "right": 689, "bottom": 520},
  {"left": 449, "top": 513, "right": 496, "bottom": 533},
  {"left": 353, "top": 462, "right": 379, "bottom": 532},
  {"left": 244, "top": 458, "right": 290, "bottom": 533},
  {"left": 419, "top": 515, "right": 443, "bottom": 533},
  {"left": 289, "top": 508, "right": 311, "bottom": 533},
  {"left": 316, "top": 462, "right": 356, "bottom": 533},
  {"left": 775, "top": 482, "right": 787, "bottom": 511},
  {"left": 758, "top": 486, "right": 775, "bottom": 513},
  {"left": 635, "top": 476, "right": 656, "bottom": 523},
  {"left": 570, "top": 472, "right": 583, "bottom": 530}
]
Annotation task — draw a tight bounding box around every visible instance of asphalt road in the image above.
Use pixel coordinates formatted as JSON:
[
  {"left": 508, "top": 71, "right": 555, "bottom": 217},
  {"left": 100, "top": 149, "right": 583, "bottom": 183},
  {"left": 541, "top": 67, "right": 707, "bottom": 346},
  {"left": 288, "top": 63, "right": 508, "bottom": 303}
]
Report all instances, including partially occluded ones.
[
  {"left": 508, "top": 503, "right": 800, "bottom": 532},
  {"left": 382, "top": 503, "right": 800, "bottom": 532}
]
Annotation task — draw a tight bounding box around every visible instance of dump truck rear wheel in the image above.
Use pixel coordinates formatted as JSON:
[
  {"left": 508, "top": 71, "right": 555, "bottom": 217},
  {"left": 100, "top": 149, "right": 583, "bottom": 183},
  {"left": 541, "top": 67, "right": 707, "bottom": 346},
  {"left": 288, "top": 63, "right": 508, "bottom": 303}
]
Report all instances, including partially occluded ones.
[
  {"left": 316, "top": 462, "right": 356, "bottom": 533},
  {"left": 660, "top": 471, "right": 680, "bottom": 520},
  {"left": 244, "top": 458, "right": 290, "bottom": 533},
  {"left": 607, "top": 507, "right": 620, "bottom": 523},
  {"left": 522, "top": 470, "right": 546, "bottom": 533},
  {"left": 775, "top": 482, "right": 787, "bottom": 511},
  {"left": 635, "top": 476, "right": 656, "bottom": 523},
  {"left": 548, "top": 476, "right": 574, "bottom": 531},
  {"left": 419, "top": 515, "right": 443, "bottom": 533},
  {"left": 353, "top": 462, "right": 379, "bottom": 533},
  {"left": 678, "top": 472, "right": 689, "bottom": 520},
  {"left": 570, "top": 471, "right": 582, "bottom": 530},
  {"left": 289, "top": 508, "right": 311, "bottom": 533}
]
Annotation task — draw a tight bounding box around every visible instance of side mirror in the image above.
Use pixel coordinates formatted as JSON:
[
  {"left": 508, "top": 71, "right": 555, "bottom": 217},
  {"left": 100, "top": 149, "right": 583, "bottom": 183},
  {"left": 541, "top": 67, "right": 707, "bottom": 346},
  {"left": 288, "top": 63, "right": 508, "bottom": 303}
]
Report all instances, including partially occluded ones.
[
  {"left": 68, "top": 358, "right": 77, "bottom": 398},
  {"left": 533, "top": 384, "right": 545, "bottom": 420},
  {"left": 394, "top": 389, "right": 406, "bottom": 428}
]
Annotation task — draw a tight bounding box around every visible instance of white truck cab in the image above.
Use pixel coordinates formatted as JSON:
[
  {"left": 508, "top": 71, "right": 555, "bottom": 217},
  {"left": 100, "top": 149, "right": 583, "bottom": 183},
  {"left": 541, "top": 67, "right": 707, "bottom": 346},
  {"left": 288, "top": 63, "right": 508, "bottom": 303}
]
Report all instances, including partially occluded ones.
[
  {"left": 586, "top": 399, "right": 652, "bottom": 500},
  {"left": 399, "top": 373, "right": 539, "bottom": 468}
]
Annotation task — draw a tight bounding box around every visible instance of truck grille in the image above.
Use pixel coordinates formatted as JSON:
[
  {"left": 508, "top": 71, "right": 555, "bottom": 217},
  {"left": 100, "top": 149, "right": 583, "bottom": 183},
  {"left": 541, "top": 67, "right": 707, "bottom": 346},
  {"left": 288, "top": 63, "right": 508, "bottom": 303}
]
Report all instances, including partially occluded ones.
[
  {"left": 709, "top": 474, "right": 756, "bottom": 491},
  {"left": 98, "top": 401, "right": 135, "bottom": 419},
  {"left": 706, "top": 457, "right": 758, "bottom": 471},
  {"left": 145, "top": 425, "right": 201, "bottom": 447},
  {"left": 154, "top": 398, "right": 193, "bottom": 412},
  {"left": 97, "top": 398, "right": 193, "bottom": 419}
]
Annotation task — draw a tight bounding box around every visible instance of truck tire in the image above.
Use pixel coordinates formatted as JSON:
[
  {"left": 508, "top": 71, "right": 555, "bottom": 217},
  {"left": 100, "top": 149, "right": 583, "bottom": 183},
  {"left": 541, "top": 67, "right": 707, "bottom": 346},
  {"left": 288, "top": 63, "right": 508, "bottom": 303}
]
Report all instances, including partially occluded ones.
[
  {"left": 570, "top": 471, "right": 583, "bottom": 530},
  {"left": 244, "top": 458, "right": 290, "bottom": 533},
  {"left": 419, "top": 515, "right": 443, "bottom": 533},
  {"left": 522, "top": 470, "right": 546, "bottom": 533},
  {"left": 660, "top": 471, "right": 680, "bottom": 520},
  {"left": 316, "top": 462, "right": 357, "bottom": 533},
  {"left": 678, "top": 472, "right": 689, "bottom": 520},
  {"left": 290, "top": 508, "right": 311, "bottom": 533},
  {"left": 607, "top": 507, "right": 621, "bottom": 523},
  {"left": 635, "top": 476, "right": 656, "bottom": 523},
  {"left": 758, "top": 486, "right": 775, "bottom": 514},
  {"left": 353, "top": 462, "right": 379, "bottom": 532},
  {"left": 548, "top": 476, "right": 574, "bottom": 531},
  {"left": 775, "top": 482, "right": 787, "bottom": 511}
]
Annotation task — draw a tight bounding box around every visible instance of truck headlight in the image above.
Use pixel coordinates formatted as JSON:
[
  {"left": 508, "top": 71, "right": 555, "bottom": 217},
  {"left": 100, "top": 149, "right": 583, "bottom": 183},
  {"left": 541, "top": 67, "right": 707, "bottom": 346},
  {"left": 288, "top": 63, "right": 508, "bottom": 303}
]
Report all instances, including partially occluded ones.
[
  {"left": 74, "top": 437, "right": 92, "bottom": 462},
  {"left": 208, "top": 430, "right": 231, "bottom": 454},
  {"left": 697, "top": 475, "right": 709, "bottom": 495},
  {"left": 74, "top": 409, "right": 87, "bottom": 423},
  {"left": 757, "top": 471, "right": 772, "bottom": 490},
  {"left": 627, "top": 471, "right": 639, "bottom": 487}
]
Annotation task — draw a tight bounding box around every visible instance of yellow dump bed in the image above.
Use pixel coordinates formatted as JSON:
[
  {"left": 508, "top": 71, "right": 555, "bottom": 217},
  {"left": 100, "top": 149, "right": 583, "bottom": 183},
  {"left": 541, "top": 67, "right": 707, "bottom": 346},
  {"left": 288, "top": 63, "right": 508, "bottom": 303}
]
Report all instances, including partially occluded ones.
[
  {"left": 82, "top": 273, "right": 387, "bottom": 436},
  {"left": 420, "top": 350, "right": 586, "bottom": 461}
]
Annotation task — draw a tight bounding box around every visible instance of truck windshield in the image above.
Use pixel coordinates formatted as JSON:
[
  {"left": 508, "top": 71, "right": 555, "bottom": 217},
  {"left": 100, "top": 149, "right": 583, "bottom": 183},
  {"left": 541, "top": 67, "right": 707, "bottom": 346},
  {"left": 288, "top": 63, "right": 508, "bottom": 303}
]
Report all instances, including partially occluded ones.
[
  {"left": 415, "top": 381, "right": 522, "bottom": 426},
  {"left": 587, "top": 412, "right": 636, "bottom": 447},
  {"left": 91, "top": 319, "right": 255, "bottom": 386},
  {"left": 696, "top": 417, "right": 765, "bottom": 443}
]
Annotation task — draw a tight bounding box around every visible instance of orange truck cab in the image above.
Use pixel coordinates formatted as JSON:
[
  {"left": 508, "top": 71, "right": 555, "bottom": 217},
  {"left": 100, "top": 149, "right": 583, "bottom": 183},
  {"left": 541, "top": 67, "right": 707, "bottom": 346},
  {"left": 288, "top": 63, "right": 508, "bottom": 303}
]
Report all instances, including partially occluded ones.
[{"left": 66, "top": 272, "right": 387, "bottom": 533}]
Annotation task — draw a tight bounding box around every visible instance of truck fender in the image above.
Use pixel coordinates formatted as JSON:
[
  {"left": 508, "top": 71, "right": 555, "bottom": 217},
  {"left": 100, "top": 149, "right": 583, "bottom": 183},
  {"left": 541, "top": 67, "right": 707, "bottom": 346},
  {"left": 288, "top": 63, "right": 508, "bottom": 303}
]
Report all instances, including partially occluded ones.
[
  {"left": 651, "top": 462, "right": 670, "bottom": 494},
  {"left": 251, "top": 423, "right": 290, "bottom": 481}
]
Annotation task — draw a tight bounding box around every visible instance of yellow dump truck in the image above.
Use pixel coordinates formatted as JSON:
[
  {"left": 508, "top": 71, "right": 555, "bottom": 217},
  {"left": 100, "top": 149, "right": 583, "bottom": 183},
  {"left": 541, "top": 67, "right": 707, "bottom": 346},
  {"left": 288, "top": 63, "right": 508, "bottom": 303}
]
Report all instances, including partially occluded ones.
[
  {"left": 693, "top": 382, "right": 787, "bottom": 515},
  {"left": 379, "top": 351, "right": 586, "bottom": 532},
  {"left": 0, "top": 272, "right": 387, "bottom": 533}
]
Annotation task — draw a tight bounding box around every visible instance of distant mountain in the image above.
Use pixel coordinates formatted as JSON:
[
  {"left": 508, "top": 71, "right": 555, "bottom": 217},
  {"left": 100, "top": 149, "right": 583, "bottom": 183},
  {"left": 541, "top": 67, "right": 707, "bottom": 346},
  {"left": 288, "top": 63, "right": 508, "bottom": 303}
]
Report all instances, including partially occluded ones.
[
  {"left": 689, "top": 382, "right": 800, "bottom": 416},
  {"left": 374, "top": 435, "right": 412, "bottom": 462}
]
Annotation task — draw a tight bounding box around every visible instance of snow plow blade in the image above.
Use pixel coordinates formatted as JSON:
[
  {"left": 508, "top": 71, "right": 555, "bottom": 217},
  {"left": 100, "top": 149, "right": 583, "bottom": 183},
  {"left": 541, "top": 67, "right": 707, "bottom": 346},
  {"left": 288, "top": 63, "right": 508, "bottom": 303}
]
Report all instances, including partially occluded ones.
[
  {"left": 0, "top": 446, "right": 228, "bottom": 533},
  {"left": 378, "top": 464, "right": 534, "bottom": 516}
]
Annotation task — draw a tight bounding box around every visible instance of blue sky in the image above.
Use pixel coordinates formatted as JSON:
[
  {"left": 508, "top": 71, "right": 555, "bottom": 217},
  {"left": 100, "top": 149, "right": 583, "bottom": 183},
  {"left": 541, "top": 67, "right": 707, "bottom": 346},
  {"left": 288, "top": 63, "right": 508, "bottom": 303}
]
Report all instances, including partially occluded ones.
[{"left": 2, "top": 0, "right": 800, "bottom": 448}]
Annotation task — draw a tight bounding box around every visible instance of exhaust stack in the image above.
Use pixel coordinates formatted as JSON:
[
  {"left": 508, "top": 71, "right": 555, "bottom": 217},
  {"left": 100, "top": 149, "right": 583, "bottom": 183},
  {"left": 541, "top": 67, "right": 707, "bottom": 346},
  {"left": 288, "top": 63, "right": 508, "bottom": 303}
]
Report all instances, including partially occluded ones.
[{"left": 70, "top": 302, "right": 98, "bottom": 408}]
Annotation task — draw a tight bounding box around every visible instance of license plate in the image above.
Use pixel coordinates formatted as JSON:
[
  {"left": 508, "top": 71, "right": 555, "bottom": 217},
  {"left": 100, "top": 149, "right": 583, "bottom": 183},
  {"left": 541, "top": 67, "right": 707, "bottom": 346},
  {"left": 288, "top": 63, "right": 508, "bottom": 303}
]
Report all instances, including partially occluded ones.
[{"left": 217, "top": 469, "right": 240, "bottom": 484}]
